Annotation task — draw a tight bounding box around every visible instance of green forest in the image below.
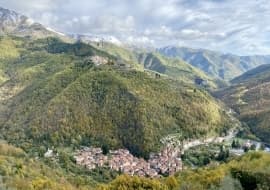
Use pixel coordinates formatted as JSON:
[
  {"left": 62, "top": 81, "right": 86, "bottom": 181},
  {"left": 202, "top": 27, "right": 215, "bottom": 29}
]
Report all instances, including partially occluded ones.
[{"left": 0, "top": 35, "right": 269, "bottom": 190}]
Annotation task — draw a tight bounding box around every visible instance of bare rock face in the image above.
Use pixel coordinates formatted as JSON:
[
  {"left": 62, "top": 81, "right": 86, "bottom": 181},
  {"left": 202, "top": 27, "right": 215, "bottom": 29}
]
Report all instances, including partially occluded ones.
[
  {"left": 0, "top": 7, "right": 62, "bottom": 38},
  {"left": 0, "top": 7, "right": 32, "bottom": 33}
]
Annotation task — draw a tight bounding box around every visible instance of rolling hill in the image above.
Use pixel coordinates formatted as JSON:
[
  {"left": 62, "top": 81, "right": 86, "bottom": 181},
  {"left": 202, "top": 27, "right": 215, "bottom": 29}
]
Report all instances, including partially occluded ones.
[
  {"left": 214, "top": 64, "right": 270, "bottom": 143},
  {"left": 158, "top": 46, "right": 270, "bottom": 81}
]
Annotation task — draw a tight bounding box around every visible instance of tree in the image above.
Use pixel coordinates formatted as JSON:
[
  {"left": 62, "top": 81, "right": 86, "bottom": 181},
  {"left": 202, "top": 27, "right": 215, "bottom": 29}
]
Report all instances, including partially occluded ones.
[
  {"left": 102, "top": 144, "right": 109, "bottom": 155},
  {"left": 232, "top": 139, "right": 241, "bottom": 149},
  {"left": 232, "top": 140, "right": 236, "bottom": 148},
  {"left": 99, "top": 175, "right": 169, "bottom": 190},
  {"left": 260, "top": 144, "right": 266, "bottom": 151},
  {"left": 235, "top": 140, "right": 241, "bottom": 148},
  {"left": 243, "top": 146, "right": 249, "bottom": 153},
  {"left": 164, "top": 176, "right": 179, "bottom": 190},
  {"left": 217, "top": 146, "right": 229, "bottom": 161},
  {"left": 250, "top": 144, "right": 256, "bottom": 151}
]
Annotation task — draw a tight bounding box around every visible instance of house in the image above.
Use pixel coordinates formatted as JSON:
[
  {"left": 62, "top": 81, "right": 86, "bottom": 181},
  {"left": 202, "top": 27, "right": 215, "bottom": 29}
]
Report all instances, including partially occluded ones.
[{"left": 44, "top": 149, "right": 54, "bottom": 158}]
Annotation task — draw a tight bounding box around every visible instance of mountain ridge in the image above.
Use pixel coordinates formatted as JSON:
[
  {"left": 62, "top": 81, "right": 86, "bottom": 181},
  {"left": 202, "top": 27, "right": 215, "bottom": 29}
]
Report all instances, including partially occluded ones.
[
  {"left": 214, "top": 64, "right": 270, "bottom": 143},
  {"left": 158, "top": 46, "right": 270, "bottom": 81},
  {"left": 231, "top": 64, "right": 270, "bottom": 84}
]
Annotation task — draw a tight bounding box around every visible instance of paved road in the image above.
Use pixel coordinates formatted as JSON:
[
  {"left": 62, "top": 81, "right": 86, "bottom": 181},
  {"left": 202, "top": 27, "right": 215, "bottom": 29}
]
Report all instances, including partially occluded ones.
[{"left": 182, "top": 129, "right": 237, "bottom": 151}]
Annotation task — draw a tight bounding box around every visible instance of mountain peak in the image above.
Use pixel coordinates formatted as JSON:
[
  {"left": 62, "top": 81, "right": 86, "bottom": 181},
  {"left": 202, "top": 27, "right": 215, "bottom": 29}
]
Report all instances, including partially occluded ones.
[
  {"left": 0, "top": 6, "right": 29, "bottom": 27},
  {"left": 0, "top": 7, "right": 66, "bottom": 38},
  {"left": 0, "top": 6, "right": 20, "bottom": 16}
]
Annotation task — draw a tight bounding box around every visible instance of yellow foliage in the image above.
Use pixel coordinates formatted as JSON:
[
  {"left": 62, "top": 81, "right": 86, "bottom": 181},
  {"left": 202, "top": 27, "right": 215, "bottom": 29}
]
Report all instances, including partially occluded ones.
[
  {"left": 0, "top": 37, "right": 21, "bottom": 59},
  {"left": 98, "top": 175, "right": 169, "bottom": 190},
  {"left": 0, "top": 143, "right": 25, "bottom": 157},
  {"left": 31, "top": 177, "right": 53, "bottom": 190}
]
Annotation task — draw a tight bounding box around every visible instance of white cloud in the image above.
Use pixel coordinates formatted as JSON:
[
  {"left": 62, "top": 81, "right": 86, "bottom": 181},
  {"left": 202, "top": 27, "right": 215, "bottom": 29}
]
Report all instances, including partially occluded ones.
[
  {"left": 127, "top": 36, "right": 154, "bottom": 47},
  {"left": 1, "top": 0, "right": 270, "bottom": 55},
  {"left": 179, "top": 29, "right": 207, "bottom": 39}
]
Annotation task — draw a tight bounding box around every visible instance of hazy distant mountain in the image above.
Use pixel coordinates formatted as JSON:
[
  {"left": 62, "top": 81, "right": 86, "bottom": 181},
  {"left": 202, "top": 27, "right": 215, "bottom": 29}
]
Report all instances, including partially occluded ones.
[
  {"left": 158, "top": 46, "right": 270, "bottom": 81},
  {"left": 0, "top": 7, "right": 65, "bottom": 38},
  {"left": 231, "top": 64, "right": 270, "bottom": 84}
]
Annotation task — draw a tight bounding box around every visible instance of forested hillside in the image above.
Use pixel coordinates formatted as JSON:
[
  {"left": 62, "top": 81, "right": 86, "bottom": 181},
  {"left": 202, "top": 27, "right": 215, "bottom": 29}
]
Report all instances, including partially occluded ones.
[
  {"left": 88, "top": 42, "right": 219, "bottom": 88},
  {"left": 0, "top": 36, "right": 236, "bottom": 158},
  {"left": 159, "top": 46, "right": 270, "bottom": 81},
  {"left": 214, "top": 64, "right": 270, "bottom": 143}
]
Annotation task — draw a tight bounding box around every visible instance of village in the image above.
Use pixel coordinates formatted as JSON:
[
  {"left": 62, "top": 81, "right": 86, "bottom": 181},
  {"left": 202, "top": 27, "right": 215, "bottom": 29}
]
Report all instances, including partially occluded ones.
[
  {"left": 73, "top": 130, "right": 270, "bottom": 178},
  {"left": 48, "top": 127, "right": 270, "bottom": 179},
  {"left": 74, "top": 145, "right": 182, "bottom": 178}
]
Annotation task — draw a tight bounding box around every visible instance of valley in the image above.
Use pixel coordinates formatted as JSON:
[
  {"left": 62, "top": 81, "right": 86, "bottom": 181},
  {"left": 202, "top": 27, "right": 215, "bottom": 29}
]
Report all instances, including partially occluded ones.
[
  {"left": 214, "top": 64, "right": 270, "bottom": 145},
  {"left": 0, "top": 4, "right": 270, "bottom": 190}
]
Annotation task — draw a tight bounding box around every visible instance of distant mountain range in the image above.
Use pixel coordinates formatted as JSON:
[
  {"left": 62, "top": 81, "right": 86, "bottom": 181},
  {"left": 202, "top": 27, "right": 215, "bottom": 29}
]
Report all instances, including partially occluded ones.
[
  {"left": 2, "top": 6, "right": 269, "bottom": 83},
  {"left": 92, "top": 42, "right": 219, "bottom": 87},
  {"left": 158, "top": 46, "right": 270, "bottom": 81}
]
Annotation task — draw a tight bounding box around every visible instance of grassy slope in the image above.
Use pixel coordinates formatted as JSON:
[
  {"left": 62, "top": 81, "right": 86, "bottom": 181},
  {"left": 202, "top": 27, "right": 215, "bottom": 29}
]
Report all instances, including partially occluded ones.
[
  {"left": 93, "top": 42, "right": 144, "bottom": 70},
  {"left": 0, "top": 36, "right": 21, "bottom": 84},
  {"left": 137, "top": 52, "right": 217, "bottom": 88},
  {"left": 214, "top": 64, "right": 270, "bottom": 143},
  {"left": 0, "top": 36, "right": 235, "bottom": 158}
]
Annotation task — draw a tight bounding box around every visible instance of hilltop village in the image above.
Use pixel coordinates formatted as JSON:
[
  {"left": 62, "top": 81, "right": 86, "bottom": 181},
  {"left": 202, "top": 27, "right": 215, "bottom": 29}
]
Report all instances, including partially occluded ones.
[{"left": 74, "top": 145, "right": 183, "bottom": 178}]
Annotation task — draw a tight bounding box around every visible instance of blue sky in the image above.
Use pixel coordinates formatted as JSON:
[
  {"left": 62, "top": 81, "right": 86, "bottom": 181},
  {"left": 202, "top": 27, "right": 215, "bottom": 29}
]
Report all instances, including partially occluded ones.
[{"left": 1, "top": 0, "right": 270, "bottom": 55}]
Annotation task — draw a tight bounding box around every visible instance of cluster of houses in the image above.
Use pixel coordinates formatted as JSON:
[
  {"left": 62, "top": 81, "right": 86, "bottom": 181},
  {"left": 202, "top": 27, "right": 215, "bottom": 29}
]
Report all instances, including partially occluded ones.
[
  {"left": 74, "top": 145, "right": 182, "bottom": 178},
  {"left": 89, "top": 55, "right": 131, "bottom": 69},
  {"left": 149, "top": 145, "right": 182, "bottom": 175},
  {"left": 108, "top": 149, "right": 158, "bottom": 177},
  {"left": 90, "top": 56, "right": 109, "bottom": 66}
]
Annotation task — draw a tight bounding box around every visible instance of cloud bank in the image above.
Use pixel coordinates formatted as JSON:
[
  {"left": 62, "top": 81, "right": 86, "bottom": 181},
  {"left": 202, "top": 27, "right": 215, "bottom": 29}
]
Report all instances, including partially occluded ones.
[{"left": 1, "top": 0, "right": 270, "bottom": 55}]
